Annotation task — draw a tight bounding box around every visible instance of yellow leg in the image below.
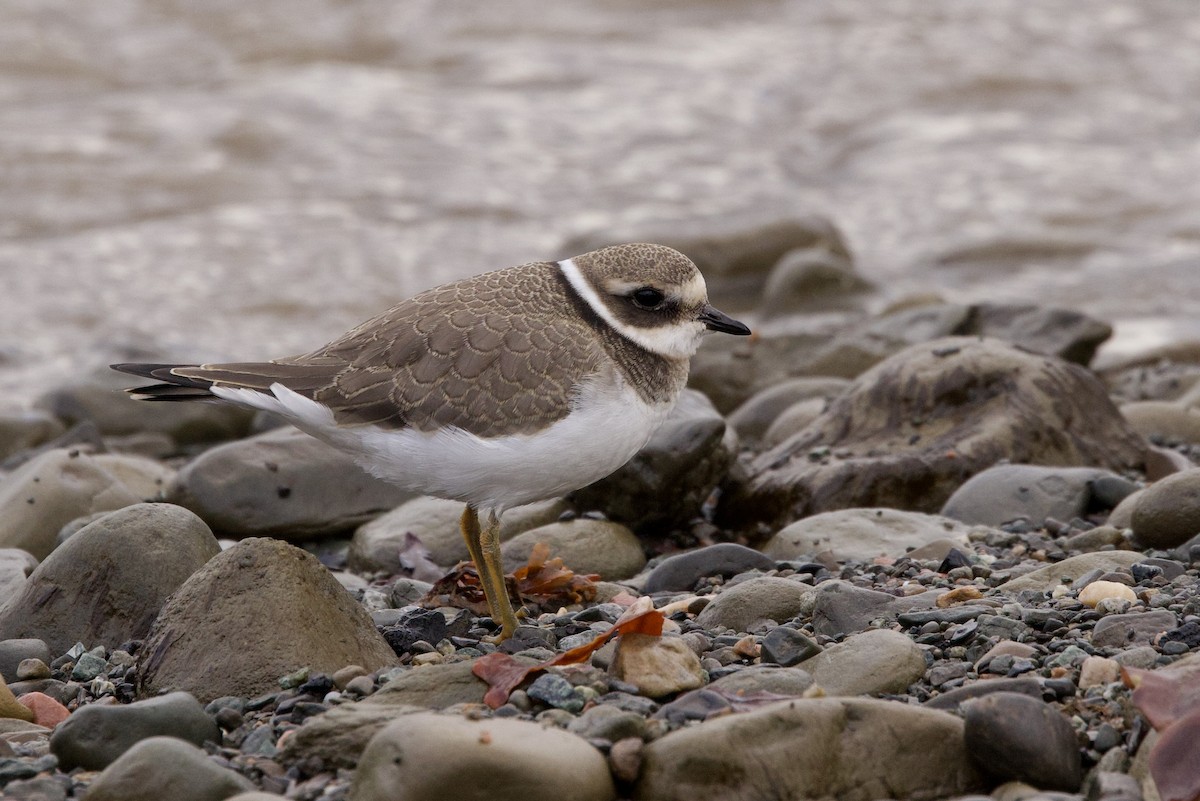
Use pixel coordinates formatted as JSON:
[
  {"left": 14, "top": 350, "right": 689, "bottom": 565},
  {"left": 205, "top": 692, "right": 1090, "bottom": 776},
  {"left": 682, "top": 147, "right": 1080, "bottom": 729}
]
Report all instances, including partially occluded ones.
[{"left": 460, "top": 505, "right": 519, "bottom": 641}]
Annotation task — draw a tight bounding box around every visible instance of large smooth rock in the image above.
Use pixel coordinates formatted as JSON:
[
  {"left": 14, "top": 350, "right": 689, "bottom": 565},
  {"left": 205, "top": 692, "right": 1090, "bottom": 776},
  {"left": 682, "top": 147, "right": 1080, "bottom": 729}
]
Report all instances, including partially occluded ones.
[
  {"left": 0, "top": 448, "right": 166, "bottom": 559},
  {"left": 137, "top": 537, "right": 397, "bottom": 702},
  {"left": 940, "top": 464, "right": 1124, "bottom": 527},
  {"left": 810, "top": 580, "right": 940, "bottom": 638},
  {"left": 81, "top": 735, "right": 255, "bottom": 801},
  {"left": 168, "top": 427, "right": 414, "bottom": 539},
  {"left": 50, "top": 691, "right": 219, "bottom": 771},
  {"left": 727, "top": 338, "right": 1147, "bottom": 528},
  {"left": 1130, "top": 468, "right": 1200, "bottom": 548},
  {"left": 800, "top": 628, "right": 927, "bottom": 696},
  {"left": 635, "top": 697, "right": 982, "bottom": 801},
  {"left": 1121, "top": 401, "right": 1200, "bottom": 445},
  {"left": 764, "top": 508, "right": 975, "bottom": 563},
  {"left": 571, "top": 390, "right": 736, "bottom": 533},
  {"left": 963, "top": 692, "right": 1083, "bottom": 791},
  {"left": 38, "top": 364, "right": 254, "bottom": 445},
  {"left": 0, "top": 503, "right": 219, "bottom": 653},
  {"left": 501, "top": 518, "right": 645, "bottom": 580},
  {"left": 693, "top": 577, "right": 816, "bottom": 633},
  {"left": 349, "top": 496, "right": 565, "bottom": 573},
  {"left": 351, "top": 712, "right": 616, "bottom": 801}
]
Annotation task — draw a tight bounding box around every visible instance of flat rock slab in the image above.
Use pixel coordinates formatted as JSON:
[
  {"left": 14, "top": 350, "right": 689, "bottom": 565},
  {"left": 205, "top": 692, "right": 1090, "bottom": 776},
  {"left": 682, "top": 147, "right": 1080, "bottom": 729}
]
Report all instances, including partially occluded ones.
[
  {"left": 350, "top": 712, "right": 616, "bottom": 801},
  {"left": 940, "top": 464, "right": 1121, "bottom": 527},
  {"left": 137, "top": 537, "right": 397, "bottom": 703},
  {"left": 168, "top": 427, "right": 414, "bottom": 539},
  {"left": 635, "top": 697, "right": 983, "bottom": 801},
  {"left": 727, "top": 337, "right": 1146, "bottom": 528},
  {"left": 764, "top": 508, "right": 976, "bottom": 563},
  {"left": 0, "top": 503, "right": 219, "bottom": 654}
]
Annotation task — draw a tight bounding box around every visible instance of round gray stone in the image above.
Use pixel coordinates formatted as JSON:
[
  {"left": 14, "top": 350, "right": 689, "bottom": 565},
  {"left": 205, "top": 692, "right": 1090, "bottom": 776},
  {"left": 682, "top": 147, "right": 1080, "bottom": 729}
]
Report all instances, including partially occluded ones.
[
  {"left": 81, "top": 735, "right": 255, "bottom": 801},
  {"left": 694, "top": 576, "right": 815, "bottom": 633},
  {"left": 643, "top": 543, "right": 775, "bottom": 594}
]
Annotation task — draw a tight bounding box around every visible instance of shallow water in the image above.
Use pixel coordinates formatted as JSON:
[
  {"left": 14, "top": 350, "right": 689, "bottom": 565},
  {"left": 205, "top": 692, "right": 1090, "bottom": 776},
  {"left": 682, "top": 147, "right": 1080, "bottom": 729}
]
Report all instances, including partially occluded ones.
[{"left": 2, "top": 0, "right": 1199, "bottom": 402}]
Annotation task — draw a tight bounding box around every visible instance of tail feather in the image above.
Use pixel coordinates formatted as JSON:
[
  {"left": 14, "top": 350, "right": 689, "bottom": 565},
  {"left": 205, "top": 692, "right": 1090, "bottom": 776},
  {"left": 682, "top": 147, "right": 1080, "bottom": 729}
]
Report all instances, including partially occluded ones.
[{"left": 111, "top": 361, "right": 339, "bottom": 403}]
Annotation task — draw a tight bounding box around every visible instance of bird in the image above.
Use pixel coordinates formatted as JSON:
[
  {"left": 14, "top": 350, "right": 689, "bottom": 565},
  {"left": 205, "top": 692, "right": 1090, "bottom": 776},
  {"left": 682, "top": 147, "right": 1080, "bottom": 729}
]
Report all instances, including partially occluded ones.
[{"left": 113, "top": 243, "right": 751, "bottom": 640}]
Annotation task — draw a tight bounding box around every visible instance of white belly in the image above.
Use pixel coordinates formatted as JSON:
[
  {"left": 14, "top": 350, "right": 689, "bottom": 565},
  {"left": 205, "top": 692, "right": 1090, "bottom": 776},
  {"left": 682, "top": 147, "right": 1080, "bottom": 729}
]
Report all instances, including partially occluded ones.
[{"left": 213, "top": 374, "right": 673, "bottom": 511}]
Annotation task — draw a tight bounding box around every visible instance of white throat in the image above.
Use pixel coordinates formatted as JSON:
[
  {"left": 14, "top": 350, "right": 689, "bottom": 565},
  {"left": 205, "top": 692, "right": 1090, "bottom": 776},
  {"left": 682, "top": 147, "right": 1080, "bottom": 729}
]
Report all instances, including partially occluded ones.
[{"left": 557, "top": 257, "right": 704, "bottom": 359}]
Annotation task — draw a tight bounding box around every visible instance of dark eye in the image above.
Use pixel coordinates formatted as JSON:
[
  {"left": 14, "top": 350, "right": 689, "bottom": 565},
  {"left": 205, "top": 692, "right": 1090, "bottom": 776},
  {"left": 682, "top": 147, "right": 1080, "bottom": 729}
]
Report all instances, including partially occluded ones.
[{"left": 631, "top": 287, "right": 665, "bottom": 310}]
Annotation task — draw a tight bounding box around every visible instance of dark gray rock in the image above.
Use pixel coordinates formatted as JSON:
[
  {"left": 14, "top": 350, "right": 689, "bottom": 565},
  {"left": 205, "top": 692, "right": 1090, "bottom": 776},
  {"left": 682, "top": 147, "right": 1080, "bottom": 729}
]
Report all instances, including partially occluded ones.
[
  {"left": 924, "top": 677, "right": 1044, "bottom": 712},
  {"left": 941, "top": 464, "right": 1123, "bottom": 527},
  {"left": 643, "top": 543, "right": 774, "bottom": 594},
  {"left": 571, "top": 390, "right": 736, "bottom": 533},
  {"left": 0, "top": 503, "right": 219, "bottom": 654},
  {"left": 760, "top": 626, "right": 821, "bottom": 667},
  {"left": 50, "top": 691, "right": 220, "bottom": 771},
  {"left": 962, "top": 692, "right": 1083, "bottom": 791},
  {"left": 168, "top": 427, "right": 414, "bottom": 540},
  {"left": 137, "top": 537, "right": 397, "bottom": 703},
  {"left": 0, "top": 639, "right": 50, "bottom": 683},
  {"left": 727, "top": 338, "right": 1147, "bottom": 528},
  {"left": 969, "top": 302, "right": 1112, "bottom": 365},
  {"left": 79, "top": 735, "right": 254, "bottom": 801}
]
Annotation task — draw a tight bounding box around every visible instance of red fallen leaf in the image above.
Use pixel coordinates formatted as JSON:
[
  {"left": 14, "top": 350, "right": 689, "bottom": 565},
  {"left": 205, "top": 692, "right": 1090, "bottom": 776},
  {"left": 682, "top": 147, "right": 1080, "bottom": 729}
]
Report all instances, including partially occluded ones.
[
  {"left": 1124, "top": 661, "right": 1200, "bottom": 731},
  {"left": 1149, "top": 707, "right": 1200, "bottom": 801},
  {"left": 473, "top": 600, "right": 666, "bottom": 708}
]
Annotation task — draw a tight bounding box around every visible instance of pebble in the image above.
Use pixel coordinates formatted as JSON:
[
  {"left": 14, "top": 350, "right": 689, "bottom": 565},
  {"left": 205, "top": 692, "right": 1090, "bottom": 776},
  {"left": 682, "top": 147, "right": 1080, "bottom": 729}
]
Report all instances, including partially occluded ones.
[
  {"left": 611, "top": 634, "right": 705, "bottom": 699},
  {"left": 1078, "top": 581, "right": 1137, "bottom": 608},
  {"left": 1078, "top": 656, "right": 1121, "bottom": 689},
  {"left": 760, "top": 626, "right": 821, "bottom": 666},
  {"left": 351, "top": 712, "right": 616, "bottom": 801}
]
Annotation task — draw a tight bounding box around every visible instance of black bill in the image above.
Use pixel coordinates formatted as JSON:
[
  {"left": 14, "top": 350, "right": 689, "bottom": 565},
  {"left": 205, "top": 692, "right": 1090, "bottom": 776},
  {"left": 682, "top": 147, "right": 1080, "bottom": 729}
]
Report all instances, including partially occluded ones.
[{"left": 698, "top": 304, "right": 752, "bottom": 336}]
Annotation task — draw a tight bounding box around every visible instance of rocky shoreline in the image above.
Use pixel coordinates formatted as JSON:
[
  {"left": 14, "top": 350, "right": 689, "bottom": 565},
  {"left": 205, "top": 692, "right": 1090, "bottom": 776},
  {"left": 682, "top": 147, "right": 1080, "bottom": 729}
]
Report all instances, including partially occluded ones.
[{"left": 2, "top": 220, "right": 1200, "bottom": 801}]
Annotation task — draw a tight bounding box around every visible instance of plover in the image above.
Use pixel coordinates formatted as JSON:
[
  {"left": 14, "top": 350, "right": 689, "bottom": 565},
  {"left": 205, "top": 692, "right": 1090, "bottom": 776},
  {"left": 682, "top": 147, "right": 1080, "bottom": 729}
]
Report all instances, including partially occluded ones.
[{"left": 113, "top": 243, "right": 750, "bottom": 639}]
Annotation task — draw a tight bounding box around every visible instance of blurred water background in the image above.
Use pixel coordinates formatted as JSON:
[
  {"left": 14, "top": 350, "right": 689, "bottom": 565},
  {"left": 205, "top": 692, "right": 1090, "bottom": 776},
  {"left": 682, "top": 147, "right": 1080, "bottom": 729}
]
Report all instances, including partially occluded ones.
[{"left": 2, "top": 0, "right": 1199, "bottom": 402}]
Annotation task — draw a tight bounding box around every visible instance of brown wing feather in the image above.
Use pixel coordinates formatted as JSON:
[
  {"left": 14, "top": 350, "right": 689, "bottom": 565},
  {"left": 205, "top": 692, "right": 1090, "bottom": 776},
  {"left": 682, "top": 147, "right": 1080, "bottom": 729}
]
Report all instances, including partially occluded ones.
[{"left": 172, "top": 262, "right": 606, "bottom": 437}]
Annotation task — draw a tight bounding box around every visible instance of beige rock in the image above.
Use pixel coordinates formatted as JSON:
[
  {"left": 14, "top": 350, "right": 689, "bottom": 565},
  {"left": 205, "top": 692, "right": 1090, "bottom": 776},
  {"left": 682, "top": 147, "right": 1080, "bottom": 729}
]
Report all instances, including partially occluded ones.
[
  {"left": 611, "top": 634, "right": 704, "bottom": 698},
  {"left": 0, "top": 448, "right": 149, "bottom": 559},
  {"left": 1131, "top": 468, "right": 1200, "bottom": 548},
  {"left": 1078, "top": 656, "right": 1121, "bottom": 689},
  {"left": 636, "top": 697, "right": 982, "bottom": 801},
  {"left": 349, "top": 496, "right": 565, "bottom": 572},
  {"left": 694, "top": 576, "right": 816, "bottom": 633},
  {"left": 0, "top": 409, "right": 65, "bottom": 461},
  {"left": 762, "top": 398, "right": 826, "bottom": 448},
  {"left": 350, "top": 712, "right": 616, "bottom": 801},
  {"left": 0, "top": 503, "right": 219, "bottom": 653},
  {"left": 801, "top": 628, "right": 926, "bottom": 696},
  {"left": 764, "top": 508, "right": 974, "bottom": 563},
  {"left": 995, "top": 551, "right": 1144, "bottom": 594},
  {"left": 501, "top": 518, "right": 644, "bottom": 580},
  {"left": 1079, "top": 580, "right": 1137, "bottom": 608},
  {"left": 1121, "top": 401, "right": 1200, "bottom": 444},
  {"left": 138, "top": 537, "right": 397, "bottom": 703}
]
